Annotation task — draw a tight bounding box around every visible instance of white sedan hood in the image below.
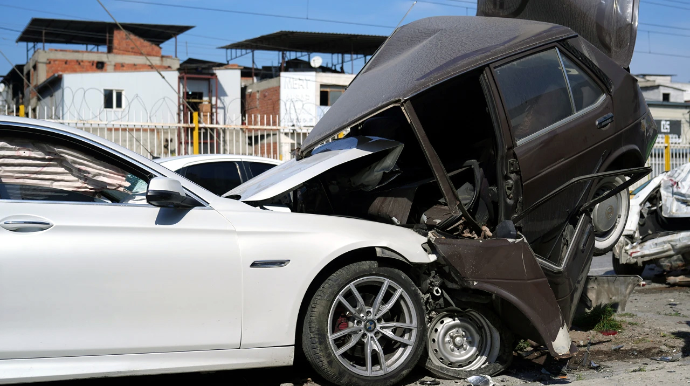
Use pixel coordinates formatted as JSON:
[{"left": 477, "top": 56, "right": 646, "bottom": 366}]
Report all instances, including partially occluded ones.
[{"left": 225, "top": 136, "right": 403, "bottom": 202}]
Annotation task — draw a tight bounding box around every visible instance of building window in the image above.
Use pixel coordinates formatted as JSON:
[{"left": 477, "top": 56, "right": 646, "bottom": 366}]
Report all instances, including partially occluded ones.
[
  {"left": 104, "top": 89, "right": 123, "bottom": 109},
  {"left": 663, "top": 92, "right": 670, "bottom": 102},
  {"left": 319, "top": 85, "right": 346, "bottom": 106}
]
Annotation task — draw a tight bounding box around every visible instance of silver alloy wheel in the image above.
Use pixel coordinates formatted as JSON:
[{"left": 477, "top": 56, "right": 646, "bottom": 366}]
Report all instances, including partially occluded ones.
[
  {"left": 327, "top": 276, "right": 418, "bottom": 377},
  {"left": 428, "top": 311, "right": 500, "bottom": 370}
]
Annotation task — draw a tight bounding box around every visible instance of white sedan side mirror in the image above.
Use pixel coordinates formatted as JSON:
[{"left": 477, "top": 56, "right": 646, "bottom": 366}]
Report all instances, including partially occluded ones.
[{"left": 146, "top": 177, "right": 192, "bottom": 208}]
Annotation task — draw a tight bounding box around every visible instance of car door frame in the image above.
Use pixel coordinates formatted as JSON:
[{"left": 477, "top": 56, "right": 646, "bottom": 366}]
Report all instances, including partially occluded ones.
[
  {"left": 0, "top": 122, "right": 245, "bottom": 357},
  {"left": 486, "top": 41, "right": 615, "bottom": 208}
]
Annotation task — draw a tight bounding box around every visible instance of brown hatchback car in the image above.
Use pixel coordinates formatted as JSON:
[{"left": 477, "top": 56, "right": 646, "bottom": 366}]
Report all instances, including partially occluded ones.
[{"left": 229, "top": 3, "right": 657, "bottom": 384}]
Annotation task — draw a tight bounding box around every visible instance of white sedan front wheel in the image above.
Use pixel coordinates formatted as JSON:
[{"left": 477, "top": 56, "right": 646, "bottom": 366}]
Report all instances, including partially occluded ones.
[{"left": 302, "top": 261, "right": 426, "bottom": 386}]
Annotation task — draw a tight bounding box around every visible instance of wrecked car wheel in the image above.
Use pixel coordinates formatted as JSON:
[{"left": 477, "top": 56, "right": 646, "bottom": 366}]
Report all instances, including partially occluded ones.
[
  {"left": 592, "top": 176, "right": 630, "bottom": 255},
  {"left": 302, "top": 261, "right": 426, "bottom": 386},
  {"left": 424, "top": 307, "right": 513, "bottom": 379}
]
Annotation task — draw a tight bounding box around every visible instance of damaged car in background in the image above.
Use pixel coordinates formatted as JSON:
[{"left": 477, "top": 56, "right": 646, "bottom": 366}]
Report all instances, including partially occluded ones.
[
  {"left": 227, "top": 0, "right": 656, "bottom": 382},
  {"left": 613, "top": 163, "right": 690, "bottom": 282}
]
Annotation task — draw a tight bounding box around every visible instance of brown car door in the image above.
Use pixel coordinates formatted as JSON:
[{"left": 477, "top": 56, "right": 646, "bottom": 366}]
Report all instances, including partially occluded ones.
[{"left": 491, "top": 44, "right": 614, "bottom": 209}]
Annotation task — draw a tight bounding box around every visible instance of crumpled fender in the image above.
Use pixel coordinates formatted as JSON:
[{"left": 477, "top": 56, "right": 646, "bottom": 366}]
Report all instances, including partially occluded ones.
[{"left": 431, "top": 236, "right": 573, "bottom": 358}]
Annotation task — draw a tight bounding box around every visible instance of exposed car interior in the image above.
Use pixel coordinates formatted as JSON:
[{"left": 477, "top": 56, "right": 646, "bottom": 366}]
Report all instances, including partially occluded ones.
[{"left": 251, "top": 70, "right": 500, "bottom": 237}]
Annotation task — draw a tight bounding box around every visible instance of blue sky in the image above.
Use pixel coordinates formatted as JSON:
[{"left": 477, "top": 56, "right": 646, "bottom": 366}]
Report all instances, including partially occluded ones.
[{"left": 0, "top": 0, "right": 689, "bottom": 81}]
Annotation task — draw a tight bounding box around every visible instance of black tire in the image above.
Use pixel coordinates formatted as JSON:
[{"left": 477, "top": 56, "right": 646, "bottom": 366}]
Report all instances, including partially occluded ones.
[
  {"left": 302, "top": 261, "right": 427, "bottom": 386},
  {"left": 423, "top": 306, "right": 513, "bottom": 380},
  {"left": 612, "top": 253, "right": 645, "bottom": 276},
  {"left": 592, "top": 176, "right": 630, "bottom": 255}
]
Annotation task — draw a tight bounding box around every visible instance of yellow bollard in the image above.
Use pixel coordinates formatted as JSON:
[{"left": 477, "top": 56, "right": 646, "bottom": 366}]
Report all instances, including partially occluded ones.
[
  {"left": 19, "top": 105, "right": 24, "bottom": 118},
  {"left": 665, "top": 135, "right": 671, "bottom": 172},
  {"left": 193, "top": 112, "right": 199, "bottom": 155}
]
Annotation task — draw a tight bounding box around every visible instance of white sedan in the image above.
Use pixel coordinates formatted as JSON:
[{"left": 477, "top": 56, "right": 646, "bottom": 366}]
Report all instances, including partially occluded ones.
[
  {"left": 0, "top": 117, "right": 433, "bottom": 386},
  {"left": 156, "top": 155, "right": 281, "bottom": 196}
]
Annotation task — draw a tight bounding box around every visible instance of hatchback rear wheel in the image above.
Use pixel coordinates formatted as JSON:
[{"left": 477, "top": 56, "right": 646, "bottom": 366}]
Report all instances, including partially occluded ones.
[
  {"left": 592, "top": 176, "right": 630, "bottom": 255},
  {"left": 302, "top": 261, "right": 426, "bottom": 386},
  {"left": 424, "top": 306, "right": 513, "bottom": 379}
]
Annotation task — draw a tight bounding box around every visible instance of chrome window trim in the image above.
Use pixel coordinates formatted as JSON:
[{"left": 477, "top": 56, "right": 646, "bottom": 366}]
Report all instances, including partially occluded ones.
[
  {"left": 250, "top": 260, "right": 291, "bottom": 268},
  {"left": 515, "top": 93, "right": 605, "bottom": 147},
  {"left": 556, "top": 48, "right": 577, "bottom": 114},
  {"left": 535, "top": 214, "right": 588, "bottom": 272},
  {"left": 0, "top": 122, "right": 210, "bottom": 207},
  {"left": 0, "top": 199, "right": 213, "bottom": 210}
]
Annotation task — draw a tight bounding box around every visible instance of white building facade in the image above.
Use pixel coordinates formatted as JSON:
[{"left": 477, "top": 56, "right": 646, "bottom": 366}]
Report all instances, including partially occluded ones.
[{"left": 37, "top": 68, "right": 241, "bottom": 124}]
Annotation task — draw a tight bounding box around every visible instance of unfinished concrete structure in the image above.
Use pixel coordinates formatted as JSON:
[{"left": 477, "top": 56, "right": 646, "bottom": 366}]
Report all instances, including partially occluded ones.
[{"left": 16, "top": 18, "right": 191, "bottom": 116}]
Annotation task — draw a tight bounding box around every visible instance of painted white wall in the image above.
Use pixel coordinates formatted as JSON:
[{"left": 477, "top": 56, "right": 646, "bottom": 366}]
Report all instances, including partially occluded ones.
[
  {"left": 213, "top": 68, "right": 242, "bottom": 125},
  {"left": 641, "top": 85, "right": 685, "bottom": 103},
  {"left": 55, "top": 71, "right": 179, "bottom": 122},
  {"left": 280, "top": 72, "right": 317, "bottom": 127},
  {"left": 315, "top": 73, "right": 356, "bottom": 121}
]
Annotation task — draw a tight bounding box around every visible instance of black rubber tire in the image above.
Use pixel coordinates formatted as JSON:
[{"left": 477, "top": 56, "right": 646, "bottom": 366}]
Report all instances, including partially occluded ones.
[
  {"left": 301, "top": 261, "right": 427, "bottom": 386},
  {"left": 612, "top": 253, "right": 645, "bottom": 276},
  {"left": 423, "top": 306, "right": 513, "bottom": 380}
]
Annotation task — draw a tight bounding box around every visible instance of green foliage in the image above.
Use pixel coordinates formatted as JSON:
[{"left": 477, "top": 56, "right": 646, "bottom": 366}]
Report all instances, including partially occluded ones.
[
  {"left": 515, "top": 339, "right": 530, "bottom": 351},
  {"left": 572, "top": 305, "right": 622, "bottom": 332}
]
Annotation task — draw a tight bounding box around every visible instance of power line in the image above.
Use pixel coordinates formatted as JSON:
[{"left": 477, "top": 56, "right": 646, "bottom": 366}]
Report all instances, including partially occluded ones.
[
  {"left": 642, "top": 1, "right": 690, "bottom": 10},
  {"left": 418, "top": 1, "right": 475, "bottom": 9},
  {"left": 436, "top": 0, "right": 477, "bottom": 4},
  {"left": 640, "top": 22, "right": 690, "bottom": 31},
  {"left": 114, "top": 0, "right": 397, "bottom": 29},
  {"left": 639, "top": 29, "right": 690, "bottom": 38},
  {"left": 649, "top": 0, "right": 690, "bottom": 5},
  {"left": 634, "top": 50, "right": 690, "bottom": 59}
]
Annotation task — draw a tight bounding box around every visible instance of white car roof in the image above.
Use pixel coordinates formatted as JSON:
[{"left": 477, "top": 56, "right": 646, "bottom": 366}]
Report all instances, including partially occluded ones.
[{"left": 156, "top": 154, "right": 281, "bottom": 172}]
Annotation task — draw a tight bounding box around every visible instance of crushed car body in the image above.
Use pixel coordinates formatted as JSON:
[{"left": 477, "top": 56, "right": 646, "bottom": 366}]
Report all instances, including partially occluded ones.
[
  {"left": 614, "top": 163, "right": 690, "bottom": 275},
  {"left": 228, "top": 11, "right": 655, "bottom": 380}
]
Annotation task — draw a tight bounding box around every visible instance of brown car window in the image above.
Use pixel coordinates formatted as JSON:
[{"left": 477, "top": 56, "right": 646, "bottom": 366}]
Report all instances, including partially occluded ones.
[
  {"left": 495, "top": 48, "right": 573, "bottom": 143},
  {"left": 560, "top": 55, "right": 604, "bottom": 112},
  {"left": 0, "top": 136, "right": 149, "bottom": 204}
]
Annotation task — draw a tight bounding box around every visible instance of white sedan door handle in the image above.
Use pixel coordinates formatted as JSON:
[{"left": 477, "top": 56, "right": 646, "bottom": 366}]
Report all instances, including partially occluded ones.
[{"left": 0, "top": 217, "right": 53, "bottom": 232}]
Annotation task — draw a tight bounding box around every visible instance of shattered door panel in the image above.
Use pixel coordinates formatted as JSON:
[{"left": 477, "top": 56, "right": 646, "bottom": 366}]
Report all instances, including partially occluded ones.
[
  {"left": 432, "top": 237, "right": 572, "bottom": 357},
  {"left": 541, "top": 214, "right": 596, "bottom": 327}
]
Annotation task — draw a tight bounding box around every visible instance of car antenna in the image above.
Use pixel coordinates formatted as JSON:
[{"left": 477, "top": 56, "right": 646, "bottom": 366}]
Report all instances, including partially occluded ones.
[{"left": 396, "top": 1, "right": 417, "bottom": 30}]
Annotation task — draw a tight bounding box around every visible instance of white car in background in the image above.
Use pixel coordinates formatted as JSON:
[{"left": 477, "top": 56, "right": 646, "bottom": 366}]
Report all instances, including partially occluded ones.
[
  {"left": 0, "top": 116, "right": 432, "bottom": 386},
  {"left": 156, "top": 155, "right": 281, "bottom": 196}
]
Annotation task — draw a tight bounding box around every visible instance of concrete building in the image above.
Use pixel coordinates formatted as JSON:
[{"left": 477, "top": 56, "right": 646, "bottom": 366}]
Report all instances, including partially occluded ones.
[
  {"left": 0, "top": 65, "right": 25, "bottom": 111},
  {"left": 15, "top": 18, "right": 191, "bottom": 118},
  {"left": 636, "top": 74, "right": 690, "bottom": 144},
  {"left": 222, "top": 31, "right": 386, "bottom": 127},
  {"left": 244, "top": 63, "right": 356, "bottom": 127}
]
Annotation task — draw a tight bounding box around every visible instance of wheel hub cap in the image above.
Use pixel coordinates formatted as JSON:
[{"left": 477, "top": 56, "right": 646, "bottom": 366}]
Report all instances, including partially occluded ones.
[
  {"left": 593, "top": 195, "right": 619, "bottom": 233},
  {"left": 428, "top": 311, "right": 500, "bottom": 371},
  {"left": 364, "top": 319, "right": 377, "bottom": 333}
]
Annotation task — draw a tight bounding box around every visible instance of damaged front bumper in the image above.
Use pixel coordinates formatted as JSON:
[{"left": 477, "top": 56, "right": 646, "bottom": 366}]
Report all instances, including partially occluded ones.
[
  {"left": 429, "top": 233, "right": 576, "bottom": 358},
  {"left": 622, "top": 231, "right": 690, "bottom": 265}
]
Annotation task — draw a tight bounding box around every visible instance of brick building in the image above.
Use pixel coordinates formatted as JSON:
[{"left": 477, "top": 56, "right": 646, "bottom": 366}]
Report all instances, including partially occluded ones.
[{"left": 16, "top": 19, "right": 192, "bottom": 116}]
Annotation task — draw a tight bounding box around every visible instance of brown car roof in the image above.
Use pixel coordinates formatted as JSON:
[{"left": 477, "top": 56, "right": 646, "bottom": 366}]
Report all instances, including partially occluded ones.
[{"left": 301, "top": 16, "right": 576, "bottom": 153}]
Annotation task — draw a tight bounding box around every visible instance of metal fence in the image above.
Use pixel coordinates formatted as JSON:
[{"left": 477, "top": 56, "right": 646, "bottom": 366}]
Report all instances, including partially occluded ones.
[
  {"left": 630, "top": 143, "right": 690, "bottom": 190},
  {"left": 5, "top": 106, "right": 689, "bottom": 187},
  {"left": 4, "top": 106, "right": 312, "bottom": 161}
]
